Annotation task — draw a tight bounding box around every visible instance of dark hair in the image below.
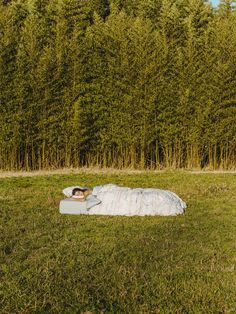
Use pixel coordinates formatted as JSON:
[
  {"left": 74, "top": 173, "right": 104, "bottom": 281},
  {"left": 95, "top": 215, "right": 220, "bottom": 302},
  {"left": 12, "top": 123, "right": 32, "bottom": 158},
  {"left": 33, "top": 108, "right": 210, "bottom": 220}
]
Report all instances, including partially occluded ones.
[{"left": 72, "top": 187, "right": 87, "bottom": 195}]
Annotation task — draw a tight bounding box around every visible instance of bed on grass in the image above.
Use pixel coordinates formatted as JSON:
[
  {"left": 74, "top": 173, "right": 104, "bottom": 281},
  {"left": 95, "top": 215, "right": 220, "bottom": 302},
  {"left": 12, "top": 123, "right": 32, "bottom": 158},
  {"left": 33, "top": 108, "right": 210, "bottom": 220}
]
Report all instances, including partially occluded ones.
[{"left": 59, "top": 184, "right": 186, "bottom": 216}]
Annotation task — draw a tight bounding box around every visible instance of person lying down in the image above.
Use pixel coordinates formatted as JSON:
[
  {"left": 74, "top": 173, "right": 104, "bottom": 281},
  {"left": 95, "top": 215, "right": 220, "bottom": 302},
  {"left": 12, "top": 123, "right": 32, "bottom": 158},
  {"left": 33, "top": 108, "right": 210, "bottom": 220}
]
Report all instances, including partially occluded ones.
[
  {"left": 71, "top": 188, "right": 92, "bottom": 201},
  {"left": 60, "top": 184, "right": 187, "bottom": 216}
]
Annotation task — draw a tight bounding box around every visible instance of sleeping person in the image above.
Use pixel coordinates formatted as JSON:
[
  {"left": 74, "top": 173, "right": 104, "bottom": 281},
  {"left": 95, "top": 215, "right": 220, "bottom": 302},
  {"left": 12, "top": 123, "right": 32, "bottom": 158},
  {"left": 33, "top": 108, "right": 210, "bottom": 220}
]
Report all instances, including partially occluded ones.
[
  {"left": 71, "top": 187, "right": 92, "bottom": 201},
  {"left": 59, "top": 186, "right": 102, "bottom": 214}
]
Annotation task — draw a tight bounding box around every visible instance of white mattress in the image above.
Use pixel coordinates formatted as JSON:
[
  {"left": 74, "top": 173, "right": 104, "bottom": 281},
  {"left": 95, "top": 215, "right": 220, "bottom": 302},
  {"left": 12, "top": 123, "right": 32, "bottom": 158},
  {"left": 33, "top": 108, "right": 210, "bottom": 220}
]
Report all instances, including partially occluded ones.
[{"left": 60, "top": 198, "right": 88, "bottom": 215}]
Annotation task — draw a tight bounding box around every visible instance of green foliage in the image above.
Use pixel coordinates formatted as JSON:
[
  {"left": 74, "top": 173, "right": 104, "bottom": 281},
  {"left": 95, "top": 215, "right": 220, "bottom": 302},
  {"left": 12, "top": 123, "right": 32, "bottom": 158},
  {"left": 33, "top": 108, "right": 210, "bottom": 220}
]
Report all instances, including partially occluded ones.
[
  {"left": 218, "top": 0, "right": 236, "bottom": 16},
  {"left": 0, "top": 0, "right": 235, "bottom": 170}
]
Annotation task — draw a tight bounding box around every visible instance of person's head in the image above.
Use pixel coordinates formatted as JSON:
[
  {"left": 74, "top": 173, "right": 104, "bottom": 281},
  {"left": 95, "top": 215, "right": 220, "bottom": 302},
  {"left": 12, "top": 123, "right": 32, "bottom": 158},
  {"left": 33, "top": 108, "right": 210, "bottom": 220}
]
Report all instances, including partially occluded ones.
[{"left": 72, "top": 188, "right": 87, "bottom": 198}]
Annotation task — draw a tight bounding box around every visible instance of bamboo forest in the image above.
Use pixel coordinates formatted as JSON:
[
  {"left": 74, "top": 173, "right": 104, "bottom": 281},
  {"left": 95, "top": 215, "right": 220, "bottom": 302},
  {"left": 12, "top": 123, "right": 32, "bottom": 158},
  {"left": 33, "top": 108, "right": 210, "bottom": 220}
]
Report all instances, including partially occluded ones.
[{"left": 0, "top": 0, "right": 236, "bottom": 170}]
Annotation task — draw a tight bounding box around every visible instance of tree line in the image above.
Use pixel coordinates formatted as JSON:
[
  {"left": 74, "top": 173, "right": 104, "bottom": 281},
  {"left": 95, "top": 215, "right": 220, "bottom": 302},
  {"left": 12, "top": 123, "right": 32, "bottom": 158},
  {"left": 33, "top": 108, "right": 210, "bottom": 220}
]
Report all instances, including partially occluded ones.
[{"left": 0, "top": 0, "right": 236, "bottom": 170}]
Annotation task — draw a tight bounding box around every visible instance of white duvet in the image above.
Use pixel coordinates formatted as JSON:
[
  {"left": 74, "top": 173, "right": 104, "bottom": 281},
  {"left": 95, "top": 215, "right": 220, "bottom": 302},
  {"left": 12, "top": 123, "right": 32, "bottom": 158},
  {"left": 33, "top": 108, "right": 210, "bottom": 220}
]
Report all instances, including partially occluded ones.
[{"left": 63, "top": 184, "right": 186, "bottom": 216}]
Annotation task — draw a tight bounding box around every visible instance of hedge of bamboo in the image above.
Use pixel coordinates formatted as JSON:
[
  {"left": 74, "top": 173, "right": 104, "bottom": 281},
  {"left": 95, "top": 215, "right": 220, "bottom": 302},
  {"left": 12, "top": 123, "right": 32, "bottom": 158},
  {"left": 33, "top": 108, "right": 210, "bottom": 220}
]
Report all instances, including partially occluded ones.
[{"left": 0, "top": 0, "right": 236, "bottom": 170}]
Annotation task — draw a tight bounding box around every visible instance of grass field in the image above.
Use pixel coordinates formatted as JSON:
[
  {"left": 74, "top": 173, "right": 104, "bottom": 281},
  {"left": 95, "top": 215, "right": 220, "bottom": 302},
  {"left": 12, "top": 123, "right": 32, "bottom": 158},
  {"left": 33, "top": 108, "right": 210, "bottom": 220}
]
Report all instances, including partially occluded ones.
[{"left": 1, "top": 171, "right": 236, "bottom": 313}]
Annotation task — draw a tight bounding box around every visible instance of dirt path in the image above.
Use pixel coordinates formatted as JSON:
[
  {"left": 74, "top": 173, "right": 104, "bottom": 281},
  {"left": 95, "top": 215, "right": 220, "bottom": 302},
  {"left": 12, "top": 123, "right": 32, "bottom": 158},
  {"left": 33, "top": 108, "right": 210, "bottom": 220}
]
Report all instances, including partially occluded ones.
[
  {"left": 0, "top": 168, "right": 150, "bottom": 178},
  {"left": 0, "top": 168, "right": 235, "bottom": 178}
]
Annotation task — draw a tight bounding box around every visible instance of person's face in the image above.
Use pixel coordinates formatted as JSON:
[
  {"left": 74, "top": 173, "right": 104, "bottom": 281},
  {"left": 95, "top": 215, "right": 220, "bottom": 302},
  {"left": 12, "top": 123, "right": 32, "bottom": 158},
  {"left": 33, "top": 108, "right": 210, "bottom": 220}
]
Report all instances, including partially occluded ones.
[{"left": 75, "top": 190, "right": 84, "bottom": 197}]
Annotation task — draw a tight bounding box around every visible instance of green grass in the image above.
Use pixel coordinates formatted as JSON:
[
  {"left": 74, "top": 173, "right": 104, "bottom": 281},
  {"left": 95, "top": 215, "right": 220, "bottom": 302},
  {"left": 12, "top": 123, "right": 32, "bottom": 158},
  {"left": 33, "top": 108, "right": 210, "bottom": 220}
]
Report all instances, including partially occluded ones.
[{"left": 1, "top": 171, "right": 236, "bottom": 313}]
